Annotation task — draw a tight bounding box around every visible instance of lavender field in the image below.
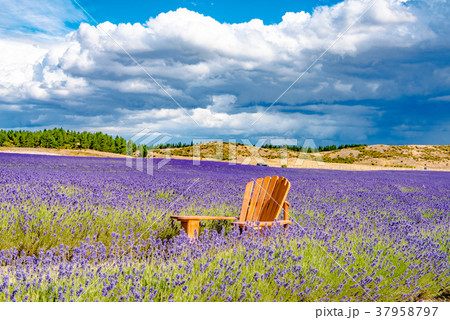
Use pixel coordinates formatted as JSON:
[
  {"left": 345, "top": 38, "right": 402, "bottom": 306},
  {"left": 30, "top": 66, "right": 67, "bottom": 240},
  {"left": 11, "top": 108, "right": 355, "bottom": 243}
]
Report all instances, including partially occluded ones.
[{"left": 0, "top": 153, "right": 449, "bottom": 302}]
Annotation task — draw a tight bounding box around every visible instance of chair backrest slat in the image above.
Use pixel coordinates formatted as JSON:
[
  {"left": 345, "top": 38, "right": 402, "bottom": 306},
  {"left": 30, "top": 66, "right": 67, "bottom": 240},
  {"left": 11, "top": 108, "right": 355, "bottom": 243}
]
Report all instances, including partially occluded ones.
[
  {"left": 251, "top": 176, "right": 272, "bottom": 221},
  {"left": 246, "top": 177, "right": 263, "bottom": 221},
  {"left": 267, "top": 178, "right": 290, "bottom": 221},
  {"left": 239, "top": 181, "right": 254, "bottom": 222},
  {"left": 258, "top": 176, "right": 279, "bottom": 221},
  {"left": 260, "top": 176, "right": 282, "bottom": 221},
  {"left": 238, "top": 175, "right": 290, "bottom": 223}
]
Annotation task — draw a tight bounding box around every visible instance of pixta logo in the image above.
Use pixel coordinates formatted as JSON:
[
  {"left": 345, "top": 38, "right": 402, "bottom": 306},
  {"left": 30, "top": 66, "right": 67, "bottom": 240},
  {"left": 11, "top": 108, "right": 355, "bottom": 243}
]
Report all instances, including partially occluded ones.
[
  {"left": 126, "top": 132, "right": 325, "bottom": 173},
  {"left": 125, "top": 129, "right": 172, "bottom": 176}
]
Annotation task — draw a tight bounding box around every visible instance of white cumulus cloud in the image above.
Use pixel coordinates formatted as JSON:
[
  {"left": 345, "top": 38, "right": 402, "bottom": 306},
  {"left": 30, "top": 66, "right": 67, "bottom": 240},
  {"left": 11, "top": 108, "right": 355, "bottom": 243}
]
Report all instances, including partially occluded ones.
[{"left": 0, "top": 0, "right": 449, "bottom": 144}]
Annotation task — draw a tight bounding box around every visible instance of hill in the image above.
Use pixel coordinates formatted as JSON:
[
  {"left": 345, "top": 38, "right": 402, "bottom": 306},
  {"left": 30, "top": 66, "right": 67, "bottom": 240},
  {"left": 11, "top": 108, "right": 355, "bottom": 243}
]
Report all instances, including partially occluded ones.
[
  {"left": 149, "top": 142, "right": 450, "bottom": 171},
  {"left": 322, "top": 144, "right": 450, "bottom": 169}
]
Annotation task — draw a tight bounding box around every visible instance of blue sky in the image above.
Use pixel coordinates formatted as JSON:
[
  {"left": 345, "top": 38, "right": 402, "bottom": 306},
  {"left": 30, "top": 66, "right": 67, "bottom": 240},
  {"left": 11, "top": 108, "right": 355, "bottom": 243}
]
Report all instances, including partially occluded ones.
[
  {"left": 0, "top": 0, "right": 449, "bottom": 146},
  {"left": 74, "top": 0, "right": 342, "bottom": 25}
]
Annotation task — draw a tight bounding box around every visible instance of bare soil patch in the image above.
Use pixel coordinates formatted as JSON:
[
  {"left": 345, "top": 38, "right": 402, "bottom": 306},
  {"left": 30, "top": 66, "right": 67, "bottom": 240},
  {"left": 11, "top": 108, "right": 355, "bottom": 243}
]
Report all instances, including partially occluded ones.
[{"left": 0, "top": 147, "right": 127, "bottom": 158}]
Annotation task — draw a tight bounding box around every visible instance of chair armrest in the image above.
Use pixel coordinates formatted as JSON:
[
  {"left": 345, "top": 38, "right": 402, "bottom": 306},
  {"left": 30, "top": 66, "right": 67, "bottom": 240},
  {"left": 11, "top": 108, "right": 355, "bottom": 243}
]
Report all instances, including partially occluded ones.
[
  {"left": 170, "top": 216, "right": 236, "bottom": 222},
  {"left": 231, "top": 220, "right": 291, "bottom": 227}
]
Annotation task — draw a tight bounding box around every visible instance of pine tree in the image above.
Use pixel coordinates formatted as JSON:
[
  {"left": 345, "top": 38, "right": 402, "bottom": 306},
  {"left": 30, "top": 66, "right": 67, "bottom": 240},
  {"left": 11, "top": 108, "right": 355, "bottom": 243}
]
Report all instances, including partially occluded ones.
[{"left": 0, "top": 130, "right": 7, "bottom": 146}]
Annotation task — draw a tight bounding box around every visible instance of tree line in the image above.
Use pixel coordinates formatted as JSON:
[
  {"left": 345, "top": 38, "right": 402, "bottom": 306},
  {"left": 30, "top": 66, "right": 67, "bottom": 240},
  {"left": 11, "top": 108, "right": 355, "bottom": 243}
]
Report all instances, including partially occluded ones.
[
  {"left": 150, "top": 141, "right": 194, "bottom": 149},
  {"left": 0, "top": 128, "right": 149, "bottom": 156},
  {"left": 262, "top": 143, "right": 367, "bottom": 153},
  {"left": 0, "top": 128, "right": 366, "bottom": 156}
]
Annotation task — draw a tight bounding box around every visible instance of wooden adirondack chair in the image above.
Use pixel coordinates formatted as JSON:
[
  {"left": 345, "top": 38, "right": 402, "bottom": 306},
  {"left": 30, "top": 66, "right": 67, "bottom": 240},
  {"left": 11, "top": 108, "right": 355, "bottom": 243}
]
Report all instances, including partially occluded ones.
[{"left": 170, "top": 176, "right": 291, "bottom": 238}]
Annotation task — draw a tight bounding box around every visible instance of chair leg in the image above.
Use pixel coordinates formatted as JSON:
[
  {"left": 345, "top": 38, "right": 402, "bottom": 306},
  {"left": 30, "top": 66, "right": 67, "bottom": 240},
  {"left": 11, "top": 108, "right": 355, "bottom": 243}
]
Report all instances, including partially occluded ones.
[
  {"left": 181, "top": 219, "right": 200, "bottom": 239},
  {"left": 284, "top": 224, "right": 289, "bottom": 236}
]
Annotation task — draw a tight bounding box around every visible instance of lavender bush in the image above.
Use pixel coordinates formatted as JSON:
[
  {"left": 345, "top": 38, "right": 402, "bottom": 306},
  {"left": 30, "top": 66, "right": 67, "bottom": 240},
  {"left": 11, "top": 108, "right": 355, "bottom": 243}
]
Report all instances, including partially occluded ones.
[{"left": 0, "top": 153, "right": 448, "bottom": 301}]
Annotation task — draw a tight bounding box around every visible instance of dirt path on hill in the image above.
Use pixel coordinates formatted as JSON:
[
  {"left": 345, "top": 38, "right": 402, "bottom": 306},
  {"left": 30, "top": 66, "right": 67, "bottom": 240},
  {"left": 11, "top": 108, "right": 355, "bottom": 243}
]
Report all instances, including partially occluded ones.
[{"left": 0, "top": 147, "right": 127, "bottom": 158}]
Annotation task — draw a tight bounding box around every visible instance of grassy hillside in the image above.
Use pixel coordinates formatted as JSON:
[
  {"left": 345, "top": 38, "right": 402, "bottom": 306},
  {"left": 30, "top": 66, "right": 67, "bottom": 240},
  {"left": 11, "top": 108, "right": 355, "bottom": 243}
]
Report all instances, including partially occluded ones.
[
  {"left": 322, "top": 145, "right": 450, "bottom": 169},
  {"left": 150, "top": 142, "right": 450, "bottom": 170}
]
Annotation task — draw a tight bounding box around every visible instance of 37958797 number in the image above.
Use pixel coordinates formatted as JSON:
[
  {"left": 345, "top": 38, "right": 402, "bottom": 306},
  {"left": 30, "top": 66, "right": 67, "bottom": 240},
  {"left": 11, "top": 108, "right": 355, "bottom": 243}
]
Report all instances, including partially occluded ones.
[{"left": 376, "top": 307, "right": 438, "bottom": 317}]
